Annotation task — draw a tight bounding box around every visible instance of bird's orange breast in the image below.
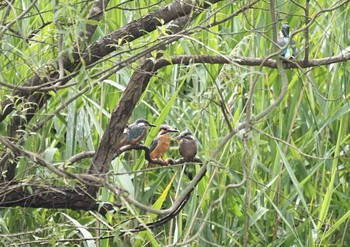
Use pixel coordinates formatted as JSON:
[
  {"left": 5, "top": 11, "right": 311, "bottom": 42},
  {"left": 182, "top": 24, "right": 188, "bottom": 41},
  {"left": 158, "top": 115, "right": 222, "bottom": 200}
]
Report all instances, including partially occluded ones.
[{"left": 150, "top": 134, "right": 171, "bottom": 159}]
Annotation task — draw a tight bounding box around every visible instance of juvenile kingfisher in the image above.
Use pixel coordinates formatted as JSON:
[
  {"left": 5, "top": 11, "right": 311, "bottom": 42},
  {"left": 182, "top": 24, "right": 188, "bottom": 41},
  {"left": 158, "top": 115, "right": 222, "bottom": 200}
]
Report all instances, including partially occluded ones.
[
  {"left": 148, "top": 124, "right": 179, "bottom": 167},
  {"left": 277, "top": 24, "right": 296, "bottom": 59},
  {"left": 121, "top": 118, "right": 156, "bottom": 146},
  {"left": 175, "top": 130, "right": 197, "bottom": 161}
]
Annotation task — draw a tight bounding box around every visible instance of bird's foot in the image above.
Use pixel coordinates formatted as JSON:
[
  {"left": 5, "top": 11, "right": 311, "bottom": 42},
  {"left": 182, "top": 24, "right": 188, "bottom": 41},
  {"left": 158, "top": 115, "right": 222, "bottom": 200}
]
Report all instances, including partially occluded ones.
[{"left": 162, "top": 158, "right": 168, "bottom": 166}]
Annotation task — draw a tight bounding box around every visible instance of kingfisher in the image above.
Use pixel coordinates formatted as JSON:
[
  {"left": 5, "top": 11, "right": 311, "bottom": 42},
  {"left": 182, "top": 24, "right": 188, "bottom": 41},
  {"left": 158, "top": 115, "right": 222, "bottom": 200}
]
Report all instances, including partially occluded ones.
[
  {"left": 175, "top": 130, "right": 197, "bottom": 161},
  {"left": 121, "top": 118, "right": 156, "bottom": 146},
  {"left": 277, "top": 24, "right": 296, "bottom": 59},
  {"left": 148, "top": 124, "right": 179, "bottom": 167}
]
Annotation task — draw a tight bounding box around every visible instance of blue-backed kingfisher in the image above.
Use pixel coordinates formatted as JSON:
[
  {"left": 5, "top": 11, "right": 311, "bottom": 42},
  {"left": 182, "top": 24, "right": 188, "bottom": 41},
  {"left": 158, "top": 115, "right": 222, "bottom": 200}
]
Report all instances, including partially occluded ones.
[
  {"left": 175, "top": 130, "right": 197, "bottom": 161},
  {"left": 121, "top": 118, "right": 156, "bottom": 146},
  {"left": 148, "top": 124, "right": 179, "bottom": 167},
  {"left": 277, "top": 24, "right": 296, "bottom": 59}
]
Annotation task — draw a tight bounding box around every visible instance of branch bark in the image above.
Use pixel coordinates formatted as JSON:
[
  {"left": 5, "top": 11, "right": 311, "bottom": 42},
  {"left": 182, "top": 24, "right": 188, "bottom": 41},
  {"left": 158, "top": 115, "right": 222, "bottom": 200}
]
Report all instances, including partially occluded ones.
[
  {"left": 0, "top": 183, "right": 100, "bottom": 211},
  {"left": 155, "top": 54, "right": 350, "bottom": 69}
]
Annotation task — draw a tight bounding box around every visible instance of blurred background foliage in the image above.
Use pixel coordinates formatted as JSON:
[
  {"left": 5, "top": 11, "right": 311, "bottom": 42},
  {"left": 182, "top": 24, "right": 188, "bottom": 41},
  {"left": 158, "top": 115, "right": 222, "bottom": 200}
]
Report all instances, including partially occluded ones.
[{"left": 1, "top": 0, "right": 350, "bottom": 246}]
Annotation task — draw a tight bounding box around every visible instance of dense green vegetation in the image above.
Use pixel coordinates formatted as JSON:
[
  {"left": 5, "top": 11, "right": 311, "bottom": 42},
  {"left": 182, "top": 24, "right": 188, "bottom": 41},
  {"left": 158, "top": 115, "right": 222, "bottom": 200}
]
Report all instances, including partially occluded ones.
[{"left": 1, "top": 0, "right": 350, "bottom": 246}]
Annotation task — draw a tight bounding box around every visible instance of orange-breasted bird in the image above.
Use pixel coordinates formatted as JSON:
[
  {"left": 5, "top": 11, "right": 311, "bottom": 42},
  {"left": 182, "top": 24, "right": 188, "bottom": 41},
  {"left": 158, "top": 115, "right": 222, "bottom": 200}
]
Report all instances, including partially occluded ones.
[
  {"left": 121, "top": 118, "right": 156, "bottom": 146},
  {"left": 148, "top": 124, "right": 179, "bottom": 167},
  {"left": 175, "top": 130, "right": 197, "bottom": 161}
]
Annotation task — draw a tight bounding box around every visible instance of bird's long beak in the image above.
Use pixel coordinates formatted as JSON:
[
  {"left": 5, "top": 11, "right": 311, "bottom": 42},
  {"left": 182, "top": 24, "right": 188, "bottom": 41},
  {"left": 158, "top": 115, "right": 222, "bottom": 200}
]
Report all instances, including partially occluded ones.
[
  {"left": 167, "top": 127, "right": 179, "bottom": 133},
  {"left": 149, "top": 123, "right": 156, "bottom": 127},
  {"left": 174, "top": 134, "right": 182, "bottom": 140}
]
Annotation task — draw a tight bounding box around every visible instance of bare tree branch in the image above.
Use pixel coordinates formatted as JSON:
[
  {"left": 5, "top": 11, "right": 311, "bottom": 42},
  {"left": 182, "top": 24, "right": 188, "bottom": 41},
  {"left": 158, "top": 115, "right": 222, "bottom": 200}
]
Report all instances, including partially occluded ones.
[
  {"left": 155, "top": 53, "right": 350, "bottom": 69},
  {"left": 0, "top": 183, "right": 101, "bottom": 211}
]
